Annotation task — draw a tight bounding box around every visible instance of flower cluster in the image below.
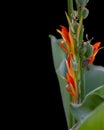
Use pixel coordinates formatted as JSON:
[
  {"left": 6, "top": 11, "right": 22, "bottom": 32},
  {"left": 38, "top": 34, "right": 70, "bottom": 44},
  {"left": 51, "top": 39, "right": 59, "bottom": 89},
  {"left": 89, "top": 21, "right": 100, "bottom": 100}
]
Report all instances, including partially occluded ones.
[
  {"left": 56, "top": 21, "right": 103, "bottom": 103},
  {"left": 57, "top": 25, "right": 78, "bottom": 103}
]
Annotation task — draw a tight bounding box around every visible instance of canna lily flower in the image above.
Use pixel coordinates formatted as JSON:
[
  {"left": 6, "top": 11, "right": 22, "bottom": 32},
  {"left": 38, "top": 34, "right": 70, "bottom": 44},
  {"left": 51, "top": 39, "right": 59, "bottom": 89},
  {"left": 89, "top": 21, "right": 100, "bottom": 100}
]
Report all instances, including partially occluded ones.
[
  {"left": 88, "top": 42, "right": 103, "bottom": 64},
  {"left": 66, "top": 72, "right": 76, "bottom": 98},
  {"left": 64, "top": 56, "right": 78, "bottom": 103},
  {"left": 57, "top": 25, "right": 70, "bottom": 46},
  {"left": 57, "top": 25, "right": 75, "bottom": 59}
]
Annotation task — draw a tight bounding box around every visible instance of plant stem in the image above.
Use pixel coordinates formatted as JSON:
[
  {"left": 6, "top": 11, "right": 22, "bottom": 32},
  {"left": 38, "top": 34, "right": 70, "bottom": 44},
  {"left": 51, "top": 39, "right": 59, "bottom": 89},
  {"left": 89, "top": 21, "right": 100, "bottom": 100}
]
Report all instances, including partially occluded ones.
[
  {"left": 69, "top": 95, "right": 74, "bottom": 129},
  {"left": 78, "top": 15, "right": 85, "bottom": 102},
  {"left": 80, "top": 61, "right": 85, "bottom": 102},
  {"left": 67, "top": 0, "right": 73, "bottom": 21},
  {"left": 67, "top": 0, "right": 75, "bottom": 128}
]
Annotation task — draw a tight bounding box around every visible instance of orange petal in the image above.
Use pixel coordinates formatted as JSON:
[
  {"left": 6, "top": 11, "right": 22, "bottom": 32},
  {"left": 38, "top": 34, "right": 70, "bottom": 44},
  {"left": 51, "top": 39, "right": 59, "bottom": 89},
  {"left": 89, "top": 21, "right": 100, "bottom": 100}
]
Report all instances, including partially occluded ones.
[
  {"left": 89, "top": 42, "right": 104, "bottom": 64},
  {"left": 66, "top": 84, "right": 75, "bottom": 97},
  {"left": 61, "top": 26, "right": 70, "bottom": 43},
  {"left": 67, "top": 56, "right": 74, "bottom": 77},
  {"left": 93, "top": 42, "right": 101, "bottom": 53},
  {"left": 67, "top": 56, "right": 71, "bottom": 68},
  {"left": 66, "top": 84, "right": 77, "bottom": 103},
  {"left": 57, "top": 25, "right": 70, "bottom": 46},
  {"left": 68, "top": 32, "right": 75, "bottom": 59},
  {"left": 66, "top": 72, "right": 76, "bottom": 91}
]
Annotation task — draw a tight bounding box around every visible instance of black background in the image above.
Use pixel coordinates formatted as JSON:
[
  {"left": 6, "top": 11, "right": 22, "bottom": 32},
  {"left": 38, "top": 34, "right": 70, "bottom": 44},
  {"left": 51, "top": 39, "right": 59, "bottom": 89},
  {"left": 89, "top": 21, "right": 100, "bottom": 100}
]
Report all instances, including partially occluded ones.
[{"left": 43, "top": 0, "right": 104, "bottom": 130}]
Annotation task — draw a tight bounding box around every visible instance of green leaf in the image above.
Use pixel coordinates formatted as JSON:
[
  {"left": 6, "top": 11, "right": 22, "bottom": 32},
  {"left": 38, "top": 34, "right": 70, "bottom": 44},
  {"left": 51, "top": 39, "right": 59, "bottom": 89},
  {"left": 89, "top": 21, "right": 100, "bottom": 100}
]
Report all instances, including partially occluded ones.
[
  {"left": 87, "top": 85, "right": 104, "bottom": 97},
  {"left": 76, "top": 102, "right": 104, "bottom": 130},
  {"left": 70, "top": 85, "right": 104, "bottom": 122},
  {"left": 49, "top": 35, "right": 70, "bottom": 128},
  {"left": 71, "top": 94, "right": 104, "bottom": 122},
  {"left": 56, "top": 59, "right": 67, "bottom": 77},
  {"left": 85, "top": 64, "right": 104, "bottom": 94},
  {"left": 49, "top": 35, "right": 65, "bottom": 69}
]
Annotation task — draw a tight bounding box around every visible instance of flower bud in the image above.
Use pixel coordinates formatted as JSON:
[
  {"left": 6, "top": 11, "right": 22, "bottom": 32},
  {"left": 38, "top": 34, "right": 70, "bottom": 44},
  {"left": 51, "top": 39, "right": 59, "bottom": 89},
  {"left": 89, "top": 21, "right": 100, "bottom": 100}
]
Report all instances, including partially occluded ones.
[
  {"left": 73, "top": 22, "right": 78, "bottom": 33},
  {"left": 82, "top": 8, "right": 89, "bottom": 19},
  {"left": 77, "top": 0, "right": 89, "bottom": 5},
  {"left": 84, "top": 43, "right": 93, "bottom": 58}
]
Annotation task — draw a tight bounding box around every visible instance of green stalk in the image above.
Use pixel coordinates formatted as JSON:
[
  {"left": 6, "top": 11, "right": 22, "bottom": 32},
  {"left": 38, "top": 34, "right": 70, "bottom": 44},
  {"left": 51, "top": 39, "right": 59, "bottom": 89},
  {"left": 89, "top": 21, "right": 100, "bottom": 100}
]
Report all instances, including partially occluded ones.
[
  {"left": 67, "top": 0, "right": 75, "bottom": 129},
  {"left": 77, "top": 14, "right": 85, "bottom": 102},
  {"left": 68, "top": 95, "right": 74, "bottom": 129},
  {"left": 80, "top": 61, "right": 85, "bottom": 102},
  {"left": 67, "top": 0, "right": 73, "bottom": 21}
]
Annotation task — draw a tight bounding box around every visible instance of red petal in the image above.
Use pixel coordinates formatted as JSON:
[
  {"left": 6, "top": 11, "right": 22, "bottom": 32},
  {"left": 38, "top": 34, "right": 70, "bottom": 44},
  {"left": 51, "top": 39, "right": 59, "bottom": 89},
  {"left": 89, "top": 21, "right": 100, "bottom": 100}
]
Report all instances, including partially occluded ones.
[
  {"left": 66, "top": 72, "right": 76, "bottom": 91},
  {"left": 60, "top": 26, "right": 70, "bottom": 45},
  {"left": 67, "top": 56, "right": 71, "bottom": 68},
  {"left": 93, "top": 42, "right": 101, "bottom": 53},
  {"left": 66, "top": 84, "right": 75, "bottom": 96}
]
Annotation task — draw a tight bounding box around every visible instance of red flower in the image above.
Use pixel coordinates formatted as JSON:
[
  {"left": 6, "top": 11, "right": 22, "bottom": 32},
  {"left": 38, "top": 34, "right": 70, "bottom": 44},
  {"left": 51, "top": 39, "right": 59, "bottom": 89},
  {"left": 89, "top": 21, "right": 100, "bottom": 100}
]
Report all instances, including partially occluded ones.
[
  {"left": 88, "top": 42, "right": 103, "bottom": 64},
  {"left": 57, "top": 25, "right": 70, "bottom": 46},
  {"left": 64, "top": 56, "right": 78, "bottom": 103},
  {"left": 57, "top": 26, "right": 75, "bottom": 59}
]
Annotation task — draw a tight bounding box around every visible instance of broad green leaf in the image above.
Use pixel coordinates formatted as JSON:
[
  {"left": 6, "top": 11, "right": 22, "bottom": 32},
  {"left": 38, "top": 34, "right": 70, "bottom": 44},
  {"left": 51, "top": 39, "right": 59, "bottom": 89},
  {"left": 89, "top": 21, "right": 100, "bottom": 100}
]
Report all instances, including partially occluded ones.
[
  {"left": 85, "top": 64, "right": 104, "bottom": 94},
  {"left": 49, "top": 35, "right": 65, "bottom": 69},
  {"left": 49, "top": 35, "right": 70, "bottom": 128},
  {"left": 70, "top": 85, "right": 104, "bottom": 122},
  {"left": 76, "top": 102, "right": 104, "bottom": 130},
  {"left": 70, "top": 94, "right": 104, "bottom": 122},
  {"left": 87, "top": 84, "right": 104, "bottom": 97},
  {"left": 56, "top": 59, "right": 67, "bottom": 77}
]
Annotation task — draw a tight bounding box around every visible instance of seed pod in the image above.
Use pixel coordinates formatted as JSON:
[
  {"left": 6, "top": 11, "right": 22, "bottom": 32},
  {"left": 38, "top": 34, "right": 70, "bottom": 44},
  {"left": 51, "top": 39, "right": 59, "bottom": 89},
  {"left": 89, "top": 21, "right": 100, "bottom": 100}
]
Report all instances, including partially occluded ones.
[
  {"left": 82, "top": 8, "right": 89, "bottom": 19},
  {"left": 85, "top": 43, "right": 93, "bottom": 58}
]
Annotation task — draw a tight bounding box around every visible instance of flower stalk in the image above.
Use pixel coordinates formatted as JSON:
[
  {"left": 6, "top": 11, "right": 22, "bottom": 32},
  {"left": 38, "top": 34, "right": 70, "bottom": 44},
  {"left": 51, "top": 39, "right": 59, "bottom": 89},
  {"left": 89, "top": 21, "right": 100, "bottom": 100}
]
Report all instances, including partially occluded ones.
[
  {"left": 67, "top": 0, "right": 73, "bottom": 21},
  {"left": 80, "top": 59, "right": 85, "bottom": 102}
]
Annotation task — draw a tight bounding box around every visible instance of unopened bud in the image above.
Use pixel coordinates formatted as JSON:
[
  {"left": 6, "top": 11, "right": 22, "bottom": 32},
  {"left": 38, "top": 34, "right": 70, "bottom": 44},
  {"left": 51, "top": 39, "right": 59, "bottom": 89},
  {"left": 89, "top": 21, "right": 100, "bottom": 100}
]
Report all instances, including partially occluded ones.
[
  {"left": 84, "top": 43, "right": 93, "bottom": 58},
  {"left": 77, "top": 0, "right": 89, "bottom": 5},
  {"left": 82, "top": 8, "right": 89, "bottom": 19},
  {"left": 73, "top": 22, "right": 78, "bottom": 33}
]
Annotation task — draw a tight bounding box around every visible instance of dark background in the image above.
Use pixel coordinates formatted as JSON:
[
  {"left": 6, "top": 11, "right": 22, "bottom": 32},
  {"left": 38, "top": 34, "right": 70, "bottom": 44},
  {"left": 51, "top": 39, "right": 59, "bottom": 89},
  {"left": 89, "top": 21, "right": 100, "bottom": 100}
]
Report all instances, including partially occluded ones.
[{"left": 41, "top": 0, "right": 104, "bottom": 130}]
